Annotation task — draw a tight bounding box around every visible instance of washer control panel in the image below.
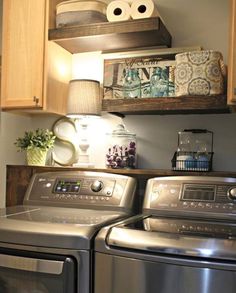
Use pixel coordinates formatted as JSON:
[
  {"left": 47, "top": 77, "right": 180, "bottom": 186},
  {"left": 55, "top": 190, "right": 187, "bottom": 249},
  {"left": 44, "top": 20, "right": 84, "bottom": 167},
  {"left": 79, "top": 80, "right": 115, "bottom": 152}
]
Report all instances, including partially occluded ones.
[
  {"left": 144, "top": 176, "right": 236, "bottom": 217},
  {"left": 53, "top": 178, "right": 112, "bottom": 197},
  {"left": 24, "top": 171, "right": 136, "bottom": 209}
]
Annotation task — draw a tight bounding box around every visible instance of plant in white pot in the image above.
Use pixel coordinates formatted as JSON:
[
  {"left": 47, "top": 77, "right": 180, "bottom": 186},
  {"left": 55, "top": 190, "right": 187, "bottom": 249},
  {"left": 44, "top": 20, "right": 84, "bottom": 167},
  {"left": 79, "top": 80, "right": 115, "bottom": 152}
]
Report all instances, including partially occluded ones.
[{"left": 15, "top": 129, "right": 55, "bottom": 166}]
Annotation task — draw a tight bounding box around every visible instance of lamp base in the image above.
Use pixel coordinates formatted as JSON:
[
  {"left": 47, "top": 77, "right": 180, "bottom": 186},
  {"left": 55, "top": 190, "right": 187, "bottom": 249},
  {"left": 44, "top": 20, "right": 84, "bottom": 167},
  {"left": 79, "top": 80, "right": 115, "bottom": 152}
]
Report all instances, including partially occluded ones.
[{"left": 73, "top": 162, "right": 95, "bottom": 168}]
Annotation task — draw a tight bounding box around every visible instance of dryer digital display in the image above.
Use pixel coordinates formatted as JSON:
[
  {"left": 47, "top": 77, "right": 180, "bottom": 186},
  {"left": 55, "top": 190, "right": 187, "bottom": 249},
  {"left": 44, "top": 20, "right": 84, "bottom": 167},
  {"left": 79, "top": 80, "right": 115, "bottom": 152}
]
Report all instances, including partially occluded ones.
[{"left": 182, "top": 184, "right": 216, "bottom": 201}]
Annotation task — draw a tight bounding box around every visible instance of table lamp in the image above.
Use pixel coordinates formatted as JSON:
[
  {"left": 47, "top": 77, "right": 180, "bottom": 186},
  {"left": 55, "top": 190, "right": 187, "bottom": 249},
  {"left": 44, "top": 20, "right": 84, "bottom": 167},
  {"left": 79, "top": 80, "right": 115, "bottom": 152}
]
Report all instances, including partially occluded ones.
[{"left": 66, "top": 79, "right": 101, "bottom": 167}]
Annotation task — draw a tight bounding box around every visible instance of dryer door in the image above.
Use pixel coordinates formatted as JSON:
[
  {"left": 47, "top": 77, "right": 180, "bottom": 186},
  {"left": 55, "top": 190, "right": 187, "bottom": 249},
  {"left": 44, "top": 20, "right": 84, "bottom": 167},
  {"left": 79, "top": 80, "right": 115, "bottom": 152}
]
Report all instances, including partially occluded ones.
[{"left": 0, "top": 252, "right": 75, "bottom": 293}]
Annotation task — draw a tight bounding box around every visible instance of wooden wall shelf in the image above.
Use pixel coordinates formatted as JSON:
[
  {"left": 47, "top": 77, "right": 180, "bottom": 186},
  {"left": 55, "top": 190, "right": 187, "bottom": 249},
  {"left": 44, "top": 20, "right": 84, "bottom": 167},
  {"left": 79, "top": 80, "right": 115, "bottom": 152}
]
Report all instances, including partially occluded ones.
[
  {"left": 49, "top": 17, "right": 172, "bottom": 53},
  {"left": 102, "top": 95, "right": 230, "bottom": 115},
  {"left": 102, "top": 95, "right": 229, "bottom": 116}
]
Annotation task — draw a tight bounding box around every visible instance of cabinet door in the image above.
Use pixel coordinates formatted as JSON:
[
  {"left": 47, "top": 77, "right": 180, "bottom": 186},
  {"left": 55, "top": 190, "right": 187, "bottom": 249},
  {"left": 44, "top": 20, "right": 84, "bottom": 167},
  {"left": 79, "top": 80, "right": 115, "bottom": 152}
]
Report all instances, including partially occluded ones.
[
  {"left": 228, "top": 0, "right": 236, "bottom": 104},
  {"left": 1, "top": 0, "right": 46, "bottom": 109}
]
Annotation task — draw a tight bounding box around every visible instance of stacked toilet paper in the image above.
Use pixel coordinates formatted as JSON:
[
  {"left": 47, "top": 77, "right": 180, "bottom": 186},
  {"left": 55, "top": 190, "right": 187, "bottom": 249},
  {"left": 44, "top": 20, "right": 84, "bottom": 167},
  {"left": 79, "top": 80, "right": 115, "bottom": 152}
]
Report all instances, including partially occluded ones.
[{"left": 106, "top": 0, "right": 160, "bottom": 22}]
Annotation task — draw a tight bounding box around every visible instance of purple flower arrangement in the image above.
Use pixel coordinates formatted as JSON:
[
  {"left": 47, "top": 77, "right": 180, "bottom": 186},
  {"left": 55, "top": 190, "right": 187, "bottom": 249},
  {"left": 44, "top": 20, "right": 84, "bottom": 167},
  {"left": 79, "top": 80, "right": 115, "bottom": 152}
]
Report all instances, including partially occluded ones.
[{"left": 106, "top": 141, "right": 136, "bottom": 169}]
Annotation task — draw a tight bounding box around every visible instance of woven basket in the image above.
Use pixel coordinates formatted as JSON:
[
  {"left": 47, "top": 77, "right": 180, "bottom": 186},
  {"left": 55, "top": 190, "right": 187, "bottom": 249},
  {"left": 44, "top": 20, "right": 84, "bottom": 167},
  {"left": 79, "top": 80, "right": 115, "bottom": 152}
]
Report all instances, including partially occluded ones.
[{"left": 26, "top": 148, "right": 47, "bottom": 166}]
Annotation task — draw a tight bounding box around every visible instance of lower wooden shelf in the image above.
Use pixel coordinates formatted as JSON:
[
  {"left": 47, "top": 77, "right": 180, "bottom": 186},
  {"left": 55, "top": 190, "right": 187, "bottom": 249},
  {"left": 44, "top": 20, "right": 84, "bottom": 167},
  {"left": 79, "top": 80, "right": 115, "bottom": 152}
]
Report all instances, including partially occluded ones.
[{"left": 102, "top": 95, "right": 229, "bottom": 116}]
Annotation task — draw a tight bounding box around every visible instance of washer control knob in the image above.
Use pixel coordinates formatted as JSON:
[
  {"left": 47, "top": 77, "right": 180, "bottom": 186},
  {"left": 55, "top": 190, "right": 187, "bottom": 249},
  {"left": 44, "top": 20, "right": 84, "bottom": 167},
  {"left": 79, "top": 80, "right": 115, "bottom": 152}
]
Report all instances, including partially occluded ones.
[
  {"left": 91, "top": 180, "right": 103, "bottom": 192},
  {"left": 228, "top": 187, "right": 236, "bottom": 200}
]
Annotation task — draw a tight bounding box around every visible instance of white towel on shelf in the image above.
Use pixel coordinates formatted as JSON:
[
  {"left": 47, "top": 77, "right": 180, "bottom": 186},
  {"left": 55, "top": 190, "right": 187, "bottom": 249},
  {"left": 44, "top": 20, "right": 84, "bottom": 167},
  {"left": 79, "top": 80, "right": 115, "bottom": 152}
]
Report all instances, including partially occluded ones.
[{"left": 56, "top": 0, "right": 107, "bottom": 15}]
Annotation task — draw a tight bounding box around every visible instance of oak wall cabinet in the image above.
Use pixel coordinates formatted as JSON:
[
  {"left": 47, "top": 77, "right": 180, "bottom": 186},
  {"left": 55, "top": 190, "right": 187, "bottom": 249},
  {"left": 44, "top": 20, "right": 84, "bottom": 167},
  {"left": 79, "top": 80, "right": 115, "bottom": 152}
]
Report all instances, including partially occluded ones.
[
  {"left": 1, "top": 0, "right": 72, "bottom": 115},
  {"left": 228, "top": 0, "right": 236, "bottom": 106}
]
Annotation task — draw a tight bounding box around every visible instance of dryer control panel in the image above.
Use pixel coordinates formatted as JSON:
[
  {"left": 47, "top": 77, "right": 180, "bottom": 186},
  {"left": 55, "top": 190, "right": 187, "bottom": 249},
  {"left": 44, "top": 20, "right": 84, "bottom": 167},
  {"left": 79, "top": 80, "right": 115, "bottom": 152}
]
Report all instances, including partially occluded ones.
[
  {"left": 24, "top": 171, "right": 136, "bottom": 210},
  {"left": 143, "top": 176, "right": 236, "bottom": 218}
]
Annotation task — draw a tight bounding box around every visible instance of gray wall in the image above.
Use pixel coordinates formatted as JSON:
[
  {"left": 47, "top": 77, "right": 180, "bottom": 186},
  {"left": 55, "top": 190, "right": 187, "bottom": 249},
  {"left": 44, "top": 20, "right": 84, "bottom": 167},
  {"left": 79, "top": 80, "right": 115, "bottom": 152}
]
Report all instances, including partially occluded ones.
[
  {"left": 0, "top": 0, "right": 233, "bottom": 207},
  {"left": 156, "top": 0, "right": 229, "bottom": 62},
  {"left": 124, "top": 113, "right": 236, "bottom": 170},
  {"left": 122, "top": 0, "right": 231, "bottom": 170}
]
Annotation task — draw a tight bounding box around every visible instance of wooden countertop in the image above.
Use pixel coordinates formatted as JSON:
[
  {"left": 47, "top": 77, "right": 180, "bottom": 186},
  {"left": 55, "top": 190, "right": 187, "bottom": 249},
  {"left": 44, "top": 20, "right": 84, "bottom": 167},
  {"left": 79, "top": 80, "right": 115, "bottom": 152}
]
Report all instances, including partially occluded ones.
[{"left": 6, "top": 165, "right": 236, "bottom": 207}]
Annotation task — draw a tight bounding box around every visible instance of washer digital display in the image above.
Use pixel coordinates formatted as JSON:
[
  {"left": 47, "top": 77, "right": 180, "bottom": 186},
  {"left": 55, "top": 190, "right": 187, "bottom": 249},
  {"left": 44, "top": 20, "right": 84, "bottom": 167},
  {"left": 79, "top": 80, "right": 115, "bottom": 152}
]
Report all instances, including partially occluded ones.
[{"left": 54, "top": 179, "right": 82, "bottom": 193}]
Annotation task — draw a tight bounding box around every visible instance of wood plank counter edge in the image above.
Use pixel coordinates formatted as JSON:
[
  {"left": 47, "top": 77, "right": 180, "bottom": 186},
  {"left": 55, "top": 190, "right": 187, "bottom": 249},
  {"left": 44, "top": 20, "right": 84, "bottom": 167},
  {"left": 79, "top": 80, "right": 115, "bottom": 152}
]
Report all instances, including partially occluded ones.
[{"left": 6, "top": 165, "right": 236, "bottom": 207}]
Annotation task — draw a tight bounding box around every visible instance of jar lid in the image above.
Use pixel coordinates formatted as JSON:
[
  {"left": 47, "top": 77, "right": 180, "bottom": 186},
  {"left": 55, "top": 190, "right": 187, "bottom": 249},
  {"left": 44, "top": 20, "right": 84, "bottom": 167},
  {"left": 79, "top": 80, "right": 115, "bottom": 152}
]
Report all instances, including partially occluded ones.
[
  {"left": 126, "top": 68, "right": 139, "bottom": 76},
  {"left": 108, "top": 124, "right": 136, "bottom": 137}
]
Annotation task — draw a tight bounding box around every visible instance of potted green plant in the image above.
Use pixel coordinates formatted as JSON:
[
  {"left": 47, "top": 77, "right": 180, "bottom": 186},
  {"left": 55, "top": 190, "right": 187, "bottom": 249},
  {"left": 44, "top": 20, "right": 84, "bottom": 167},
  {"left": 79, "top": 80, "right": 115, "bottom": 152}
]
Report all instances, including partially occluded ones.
[{"left": 15, "top": 128, "right": 56, "bottom": 166}]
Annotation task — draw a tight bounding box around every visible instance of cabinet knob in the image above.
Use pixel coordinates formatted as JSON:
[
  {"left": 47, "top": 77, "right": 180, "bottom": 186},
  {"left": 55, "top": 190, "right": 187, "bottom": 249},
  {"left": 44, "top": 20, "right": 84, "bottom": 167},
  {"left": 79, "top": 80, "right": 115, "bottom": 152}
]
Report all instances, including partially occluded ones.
[{"left": 33, "top": 96, "right": 39, "bottom": 105}]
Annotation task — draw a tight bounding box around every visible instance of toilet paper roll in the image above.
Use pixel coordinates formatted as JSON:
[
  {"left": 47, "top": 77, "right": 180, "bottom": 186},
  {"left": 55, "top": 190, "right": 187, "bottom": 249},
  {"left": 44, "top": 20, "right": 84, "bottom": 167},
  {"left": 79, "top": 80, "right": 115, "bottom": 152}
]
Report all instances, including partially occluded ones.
[
  {"left": 130, "top": 0, "right": 160, "bottom": 19},
  {"left": 121, "top": 0, "right": 135, "bottom": 4},
  {"left": 106, "top": 1, "right": 131, "bottom": 22}
]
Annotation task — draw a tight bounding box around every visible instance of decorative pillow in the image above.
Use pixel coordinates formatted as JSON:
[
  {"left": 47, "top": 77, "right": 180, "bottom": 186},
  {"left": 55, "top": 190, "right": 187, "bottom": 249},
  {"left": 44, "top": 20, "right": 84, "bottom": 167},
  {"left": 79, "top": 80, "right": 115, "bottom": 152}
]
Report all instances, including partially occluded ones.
[{"left": 175, "top": 50, "right": 226, "bottom": 96}]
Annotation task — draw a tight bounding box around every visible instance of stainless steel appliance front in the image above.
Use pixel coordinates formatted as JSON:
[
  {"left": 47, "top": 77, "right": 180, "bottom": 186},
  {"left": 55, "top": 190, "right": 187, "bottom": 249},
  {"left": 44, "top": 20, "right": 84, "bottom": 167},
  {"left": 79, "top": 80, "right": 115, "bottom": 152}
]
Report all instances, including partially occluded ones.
[
  {"left": 0, "top": 244, "right": 77, "bottom": 293},
  {"left": 95, "top": 252, "right": 236, "bottom": 293},
  {"left": 95, "top": 176, "right": 236, "bottom": 293},
  {"left": 0, "top": 171, "right": 136, "bottom": 293}
]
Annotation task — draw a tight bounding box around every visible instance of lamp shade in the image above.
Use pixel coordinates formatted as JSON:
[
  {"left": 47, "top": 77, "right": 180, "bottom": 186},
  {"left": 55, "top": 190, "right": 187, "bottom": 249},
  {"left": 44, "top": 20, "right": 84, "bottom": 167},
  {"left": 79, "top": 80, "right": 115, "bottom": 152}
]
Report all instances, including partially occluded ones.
[{"left": 67, "top": 79, "right": 101, "bottom": 117}]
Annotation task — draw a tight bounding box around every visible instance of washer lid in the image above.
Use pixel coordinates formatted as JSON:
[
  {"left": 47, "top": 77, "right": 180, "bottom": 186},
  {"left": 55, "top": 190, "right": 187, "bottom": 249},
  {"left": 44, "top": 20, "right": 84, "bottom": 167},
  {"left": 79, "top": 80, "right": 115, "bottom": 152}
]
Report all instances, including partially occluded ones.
[
  {"left": 105, "top": 215, "right": 236, "bottom": 260},
  {"left": 0, "top": 206, "right": 127, "bottom": 250}
]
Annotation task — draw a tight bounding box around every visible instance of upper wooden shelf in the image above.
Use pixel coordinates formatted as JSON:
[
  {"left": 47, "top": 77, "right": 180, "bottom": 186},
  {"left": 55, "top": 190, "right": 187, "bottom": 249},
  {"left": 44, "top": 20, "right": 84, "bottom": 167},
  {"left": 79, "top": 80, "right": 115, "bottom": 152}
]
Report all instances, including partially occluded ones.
[
  {"left": 48, "top": 17, "right": 172, "bottom": 53},
  {"left": 102, "top": 95, "right": 230, "bottom": 116}
]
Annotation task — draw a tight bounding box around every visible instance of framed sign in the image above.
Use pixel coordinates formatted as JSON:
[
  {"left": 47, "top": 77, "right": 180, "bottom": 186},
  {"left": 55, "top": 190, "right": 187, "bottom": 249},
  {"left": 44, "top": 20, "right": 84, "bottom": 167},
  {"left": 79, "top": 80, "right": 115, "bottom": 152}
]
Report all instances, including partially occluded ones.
[{"left": 102, "top": 46, "right": 201, "bottom": 99}]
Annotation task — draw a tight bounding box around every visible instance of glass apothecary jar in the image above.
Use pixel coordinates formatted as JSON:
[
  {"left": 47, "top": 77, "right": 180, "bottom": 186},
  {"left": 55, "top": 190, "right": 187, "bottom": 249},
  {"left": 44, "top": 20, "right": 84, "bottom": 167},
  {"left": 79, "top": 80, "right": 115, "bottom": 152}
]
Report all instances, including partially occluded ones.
[{"left": 106, "top": 124, "right": 137, "bottom": 169}]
